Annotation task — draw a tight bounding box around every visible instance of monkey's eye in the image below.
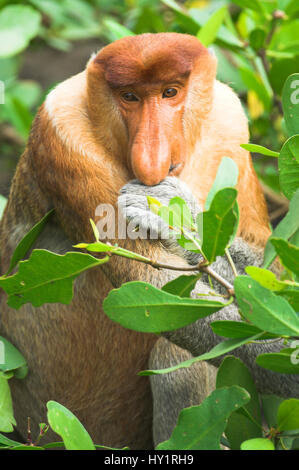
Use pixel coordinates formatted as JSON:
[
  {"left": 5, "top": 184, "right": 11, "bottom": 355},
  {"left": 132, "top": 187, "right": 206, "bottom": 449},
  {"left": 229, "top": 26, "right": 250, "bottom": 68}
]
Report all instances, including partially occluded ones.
[
  {"left": 122, "top": 92, "right": 139, "bottom": 102},
  {"left": 162, "top": 88, "right": 177, "bottom": 99}
]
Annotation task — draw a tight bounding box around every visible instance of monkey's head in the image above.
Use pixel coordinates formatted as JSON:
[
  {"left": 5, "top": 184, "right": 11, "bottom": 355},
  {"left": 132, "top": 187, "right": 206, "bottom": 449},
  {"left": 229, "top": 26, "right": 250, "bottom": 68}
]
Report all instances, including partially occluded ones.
[{"left": 87, "top": 33, "right": 217, "bottom": 186}]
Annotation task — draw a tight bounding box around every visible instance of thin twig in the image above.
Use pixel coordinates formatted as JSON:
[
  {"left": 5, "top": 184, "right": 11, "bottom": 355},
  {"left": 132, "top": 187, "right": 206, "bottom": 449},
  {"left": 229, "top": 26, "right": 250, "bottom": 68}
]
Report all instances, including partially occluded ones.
[
  {"left": 148, "top": 259, "right": 200, "bottom": 271},
  {"left": 200, "top": 264, "right": 235, "bottom": 296},
  {"left": 225, "top": 248, "right": 238, "bottom": 277},
  {"left": 149, "top": 257, "right": 235, "bottom": 296},
  {"left": 27, "top": 417, "right": 33, "bottom": 446},
  {"left": 93, "top": 249, "right": 235, "bottom": 296}
]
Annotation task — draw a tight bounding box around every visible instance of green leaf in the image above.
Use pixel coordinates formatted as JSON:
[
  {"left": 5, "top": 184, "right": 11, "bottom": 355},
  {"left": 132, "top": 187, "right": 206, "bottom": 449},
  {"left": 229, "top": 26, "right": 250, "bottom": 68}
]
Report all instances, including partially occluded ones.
[
  {"left": 140, "top": 333, "right": 263, "bottom": 376},
  {"left": 102, "top": 18, "right": 135, "bottom": 41},
  {"left": 9, "top": 445, "right": 44, "bottom": 450},
  {"left": 161, "top": 0, "right": 200, "bottom": 35},
  {"left": 278, "top": 435, "right": 299, "bottom": 450},
  {"left": 176, "top": 232, "right": 202, "bottom": 253},
  {"left": 245, "top": 266, "right": 291, "bottom": 291},
  {"left": 278, "top": 287, "right": 299, "bottom": 311},
  {"left": 148, "top": 196, "right": 197, "bottom": 251},
  {"left": 0, "top": 5, "right": 41, "bottom": 39},
  {"left": 168, "top": 197, "right": 195, "bottom": 232},
  {"left": 279, "top": 135, "right": 299, "bottom": 199},
  {"left": 189, "top": 8, "right": 244, "bottom": 48},
  {"left": 282, "top": 74, "right": 299, "bottom": 136},
  {"left": 230, "top": 0, "right": 265, "bottom": 14},
  {"left": 0, "top": 195, "right": 7, "bottom": 220},
  {"left": 0, "top": 250, "right": 109, "bottom": 309},
  {"left": 0, "top": 374, "right": 16, "bottom": 433},
  {"left": 266, "top": 50, "right": 296, "bottom": 59},
  {"left": 89, "top": 218, "right": 99, "bottom": 242},
  {"left": 215, "top": 24, "right": 244, "bottom": 48},
  {"left": 256, "top": 348, "right": 299, "bottom": 374},
  {"left": 197, "top": 6, "right": 227, "bottom": 47},
  {"left": 241, "top": 438, "right": 275, "bottom": 450},
  {"left": 240, "top": 67, "right": 272, "bottom": 111},
  {"left": 214, "top": 46, "right": 247, "bottom": 94},
  {"left": 234, "top": 276, "right": 299, "bottom": 336},
  {"left": 290, "top": 227, "right": 299, "bottom": 246},
  {"left": 0, "top": 57, "right": 20, "bottom": 83},
  {"left": 6, "top": 210, "right": 54, "bottom": 275},
  {"left": 76, "top": 240, "right": 151, "bottom": 263},
  {"left": 277, "top": 399, "right": 299, "bottom": 431},
  {"left": 29, "top": 0, "right": 64, "bottom": 22},
  {"left": 156, "top": 386, "right": 250, "bottom": 450},
  {"left": 147, "top": 196, "right": 162, "bottom": 214},
  {"left": 166, "top": 198, "right": 200, "bottom": 252},
  {"left": 162, "top": 274, "right": 200, "bottom": 297},
  {"left": 261, "top": 394, "right": 284, "bottom": 428},
  {"left": 3, "top": 95, "right": 33, "bottom": 139},
  {"left": 279, "top": 40, "right": 299, "bottom": 56},
  {"left": 0, "top": 30, "right": 30, "bottom": 58},
  {"left": 211, "top": 320, "right": 277, "bottom": 339},
  {"left": 9, "top": 80, "right": 42, "bottom": 110},
  {"left": 103, "top": 281, "right": 229, "bottom": 333},
  {"left": 286, "top": 0, "right": 299, "bottom": 15},
  {"left": 0, "top": 5, "right": 41, "bottom": 57},
  {"left": 0, "top": 432, "right": 22, "bottom": 447},
  {"left": 240, "top": 143, "right": 279, "bottom": 158},
  {"left": 148, "top": 198, "right": 197, "bottom": 251},
  {"left": 249, "top": 28, "right": 266, "bottom": 51},
  {"left": 269, "top": 60, "right": 299, "bottom": 96},
  {"left": 202, "top": 188, "right": 238, "bottom": 262},
  {"left": 270, "top": 18, "right": 299, "bottom": 50},
  {"left": 263, "top": 189, "right": 299, "bottom": 268},
  {"left": 205, "top": 157, "right": 239, "bottom": 211},
  {"left": 271, "top": 237, "right": 299, "bottom": 276},
  {"left": 0, "top": 336, "right": 27, "bottom": 378},
  {"left": 254, "top": 161, "right": 280, "bottom": 193},
  {"left": 47, "top": 401, "right": 95, "bottom": 450},
  {"left": 216, "top": 357, "right": 262, "bottom": 450}
]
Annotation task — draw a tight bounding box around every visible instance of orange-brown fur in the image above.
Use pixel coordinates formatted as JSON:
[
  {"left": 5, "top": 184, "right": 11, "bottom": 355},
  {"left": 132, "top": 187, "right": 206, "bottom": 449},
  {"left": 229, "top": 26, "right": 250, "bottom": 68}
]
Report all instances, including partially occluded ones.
[{"left": 0, "top": 33, "right": 270, "bottom": 448}]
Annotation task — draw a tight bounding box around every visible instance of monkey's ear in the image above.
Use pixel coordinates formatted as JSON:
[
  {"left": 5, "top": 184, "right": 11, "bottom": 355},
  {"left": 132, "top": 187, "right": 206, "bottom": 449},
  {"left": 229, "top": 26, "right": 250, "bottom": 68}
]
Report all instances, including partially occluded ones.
[
  {"left": 86, "top": 55, "right": 109, "bottom": 115},
  {"left": 183, "top": 50, "right": 217, "bottom": 144},
  {"left": 86, "top": 52, "right": 121, "bottom": 117},
  {"left": 86, "top": 51, "right": 98, "bottom": 67},
  {"left": 86, "top": 54, "right": 127, "bottom": 155},
  {"left": 189, "top": 48, "right": 217, "bottom": 100}
]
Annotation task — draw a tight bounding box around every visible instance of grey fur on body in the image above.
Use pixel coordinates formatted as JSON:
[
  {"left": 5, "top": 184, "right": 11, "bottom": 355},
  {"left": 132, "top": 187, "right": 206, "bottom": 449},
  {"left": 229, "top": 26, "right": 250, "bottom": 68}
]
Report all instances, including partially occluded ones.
[{"left": 118, "top": 177, "right": 299, "bottom": 446}]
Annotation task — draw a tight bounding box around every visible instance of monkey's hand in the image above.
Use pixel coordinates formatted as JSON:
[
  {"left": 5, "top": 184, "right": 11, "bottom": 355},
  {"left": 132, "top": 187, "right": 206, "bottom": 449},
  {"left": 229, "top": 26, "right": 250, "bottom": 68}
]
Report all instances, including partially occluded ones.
[{"left": 118, "top": 177, "right": 202, "bottom": 259}]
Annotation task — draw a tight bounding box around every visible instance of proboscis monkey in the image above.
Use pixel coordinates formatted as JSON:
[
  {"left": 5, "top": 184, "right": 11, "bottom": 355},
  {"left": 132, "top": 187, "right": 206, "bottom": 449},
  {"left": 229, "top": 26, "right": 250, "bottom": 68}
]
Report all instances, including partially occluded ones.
[{"left": 1, "top": 33, "right": 295, "bottom": 450}]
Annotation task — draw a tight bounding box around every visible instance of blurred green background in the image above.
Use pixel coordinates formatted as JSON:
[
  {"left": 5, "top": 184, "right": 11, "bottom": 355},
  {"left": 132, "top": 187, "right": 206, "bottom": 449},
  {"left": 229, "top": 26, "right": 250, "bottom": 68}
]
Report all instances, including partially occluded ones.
[{"left": 1, "top": 0, "right": 298, "bottom": 223}]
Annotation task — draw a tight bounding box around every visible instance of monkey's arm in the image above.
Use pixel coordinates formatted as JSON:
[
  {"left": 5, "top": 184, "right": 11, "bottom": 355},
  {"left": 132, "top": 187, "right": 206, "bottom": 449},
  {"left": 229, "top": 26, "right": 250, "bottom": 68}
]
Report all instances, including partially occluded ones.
[
  {"left": 148, "top": 240, "right": 298, "bottom": 446},
  {"left": 149, "top": 279, "right": 298, "bottom": 446},
  {"left": 119, "top": 180, "right": 299, "bottom": 399},
  {"left": 164, "top": 281, "right": 298, "bottom": 399}
]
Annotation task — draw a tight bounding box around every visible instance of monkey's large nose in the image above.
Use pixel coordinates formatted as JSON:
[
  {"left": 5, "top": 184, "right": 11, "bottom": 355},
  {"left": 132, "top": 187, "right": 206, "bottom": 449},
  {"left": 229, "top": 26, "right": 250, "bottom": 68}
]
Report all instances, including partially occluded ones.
[{"left": 130, "top": 137, "right": 171, "bottom": 186}]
